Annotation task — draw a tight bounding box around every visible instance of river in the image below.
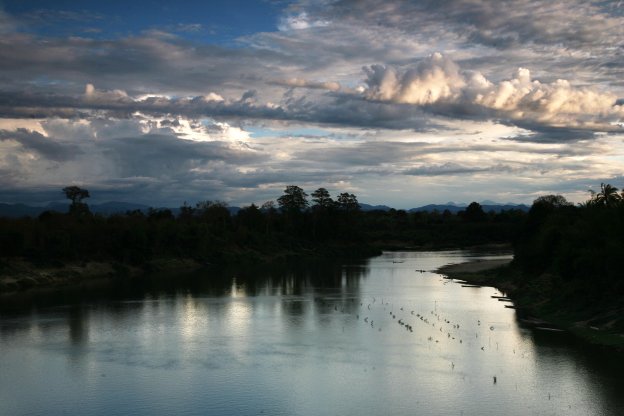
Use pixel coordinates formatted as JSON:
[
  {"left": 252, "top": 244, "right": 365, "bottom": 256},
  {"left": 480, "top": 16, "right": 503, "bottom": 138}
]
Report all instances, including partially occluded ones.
[{"left": 1, "top": 250, "right": 622, "bottom": 416}]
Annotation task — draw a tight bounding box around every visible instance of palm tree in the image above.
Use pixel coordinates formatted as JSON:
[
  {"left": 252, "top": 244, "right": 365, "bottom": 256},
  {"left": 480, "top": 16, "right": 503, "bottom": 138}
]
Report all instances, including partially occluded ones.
[{"left": 590, "top": 183, "right": 621, "bottom": 207}]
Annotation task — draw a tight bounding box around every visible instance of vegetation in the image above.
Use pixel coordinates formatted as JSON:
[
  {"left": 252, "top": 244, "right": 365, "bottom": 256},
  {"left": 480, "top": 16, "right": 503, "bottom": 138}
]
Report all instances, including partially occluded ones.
[
  {"left": 0, "top": 185, "right": 525, "bottom": 272},
  {"left": 442, "top": 184, "right": 624, "bottom": 348},
  {"left": 511, "top": 185, "right": 624, "bottom": 336}
]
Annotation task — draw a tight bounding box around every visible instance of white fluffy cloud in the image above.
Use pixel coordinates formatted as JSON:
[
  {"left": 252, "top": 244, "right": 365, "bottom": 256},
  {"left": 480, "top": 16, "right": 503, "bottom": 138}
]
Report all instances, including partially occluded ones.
[
  {"left": 362, "top": 54, "right": 624, "bottom": 131},
  {"left": 364, "top": 53, "right": 466, "bottom": 105}
]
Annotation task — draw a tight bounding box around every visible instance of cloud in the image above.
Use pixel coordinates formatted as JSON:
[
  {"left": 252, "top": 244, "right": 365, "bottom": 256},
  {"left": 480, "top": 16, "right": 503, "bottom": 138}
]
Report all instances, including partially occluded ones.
[
  {"left": 84, "top": 83, "right": 131, "bottom": 103},
  {"left": 503, "top": 126, "right": 602, "bottom": 143},
  {"left": 269, "top": 78, "right": 341, "bottom": 91},
  {"left": 278, "top": 12, "right": 329, "bottom": 31},
  {"left": 1, "top": 68, "right": 621, "bottom": 143},
  {"left": 361, "top": 54, "right": 624, "bottom": 135},
  {"left": 0, "top": 2, "right": 621, "bottom": 141},
  {"left": 0, "top": 128, "right": 82, "bottom": 161},
  {"left": 471, "top": 70, "right": 622, "bottom": 127},
  {"left": 0, "top": 28, "right": 295, "bottom": 99},
  {"left": 403, "top": 163, "right": 514, "bottom": 177},
  {"left": 363, "top": 53, "right": 465, "bottom": 105},
  {"left": 0, "top": 84, "right": 440, "bottom": 132},
  {"left": 1, "top": 114, "right": 622, "bottom": 207},
  {"left": 315, "top": 0, "right": 624, "bottom": 50},
  {"left": 1, "top": 2, "right": 624, "bottom": 208}
]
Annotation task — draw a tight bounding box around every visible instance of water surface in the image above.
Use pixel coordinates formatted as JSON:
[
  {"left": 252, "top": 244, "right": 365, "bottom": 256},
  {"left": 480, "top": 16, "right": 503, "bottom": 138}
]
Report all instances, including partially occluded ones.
[{"left": 1, "top": 251, "right": 622, "bottom": 416}]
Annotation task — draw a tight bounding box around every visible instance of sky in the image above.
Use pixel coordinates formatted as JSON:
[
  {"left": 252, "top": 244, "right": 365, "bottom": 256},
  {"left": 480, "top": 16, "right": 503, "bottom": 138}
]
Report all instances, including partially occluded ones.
[{"left": 0, "top": 0, "right": 623, "bottom": 208}]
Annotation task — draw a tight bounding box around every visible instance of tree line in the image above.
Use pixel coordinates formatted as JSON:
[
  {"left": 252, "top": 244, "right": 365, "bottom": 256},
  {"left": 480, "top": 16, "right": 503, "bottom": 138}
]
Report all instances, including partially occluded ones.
[{"left": 0, "top": 185, "right": 527, "bottom": 266}]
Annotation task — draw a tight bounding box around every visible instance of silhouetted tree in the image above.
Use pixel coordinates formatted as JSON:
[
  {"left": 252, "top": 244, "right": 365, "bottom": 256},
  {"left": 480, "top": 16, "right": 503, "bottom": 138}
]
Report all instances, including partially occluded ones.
[
  {"left": 237, "top": 204, "right": 264, "bottom": 232},
  {"left": 260, "top": 201, "right": 278, "bottom": 235},
  {"left": 336, "top": 192, "right": 360, "bottom": 212},
  {"left": 589, "top": 183, "right": 621, "bottom": 207},
  {"left": 196, "top": 200, "right": 230, "bottom": 234},
  {"left": 261, "top": 201, "right": 276, "bottom": 211},
  {"left": 461, "top": 202, "right": 485, "bottom": 222},
  {"left": 178, "top": 201, "right": 195, "bottom": 221},
  {"left": 62, "top": 186, "right": 91, "bottom": 216},
  {"left": 532, "top": 194, "right": 572, "bottom": 209},
  {"left": 277, "top": 186, "right": 308, "bottom": 212},
  {"left": 311, "top": 188, "right": 334, "bottom": 209},
  {"left": 62, "top": 186, "right": 90, "bottom": 204},
  {"left": 147, "top": 208, "right": 174, "bottom": 221},
  {"left": 528, "top": 194, "right": 573, "bottom": 223}
]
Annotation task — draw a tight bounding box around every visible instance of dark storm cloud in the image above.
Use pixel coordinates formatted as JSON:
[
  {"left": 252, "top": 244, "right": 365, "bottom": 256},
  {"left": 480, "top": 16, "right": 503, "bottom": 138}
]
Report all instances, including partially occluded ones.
[
  {"left": 292, "top": 141, "right": 427, "bottom": 167},
  {"left": 315, "top": 0, "right": 624, "bottom": 49},
  {"left": 99, "top": 133, "right": 267, "bottom": 178},
  {"left": 403, "top": 163, "right": 515, "bottom": 177},
  {"left": 0, "top": 128, "right": 82, "bottom": 161},
  {"left": 268, "top": 78, "right": 341, "bottom": 91},
  {"left": 502, "top": 125, "right": 599, "bottom": 143},
  {"left": 0, "top": 87, "right": 443, "bottom": 132},
  {"left": 0, "top": 30, "right": 289, "bottom": 96}
]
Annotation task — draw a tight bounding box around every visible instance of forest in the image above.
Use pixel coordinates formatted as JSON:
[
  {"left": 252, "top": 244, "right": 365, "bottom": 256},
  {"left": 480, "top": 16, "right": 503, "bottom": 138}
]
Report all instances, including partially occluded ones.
[{"left": 0, "top": 185, "right": 524, "bottom": 267}]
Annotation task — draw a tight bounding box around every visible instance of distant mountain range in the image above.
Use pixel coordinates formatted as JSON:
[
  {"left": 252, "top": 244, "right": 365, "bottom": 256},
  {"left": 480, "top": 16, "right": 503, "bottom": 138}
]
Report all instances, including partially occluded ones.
[
  {"left": 0, "top": 200, "right": 529, "bottom": 218},
  {"left": 359, "top": 202, "right": 529, "bottom": 213}
]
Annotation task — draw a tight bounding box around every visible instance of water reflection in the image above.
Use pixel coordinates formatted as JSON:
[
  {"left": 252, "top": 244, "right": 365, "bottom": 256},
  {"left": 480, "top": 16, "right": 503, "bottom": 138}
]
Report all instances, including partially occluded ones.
[
  {"left": 68, "top": 306, "right": 88, "bottom": 345},
  {"left": 0, "top": 251, "right": 623, "bottom": 416}
]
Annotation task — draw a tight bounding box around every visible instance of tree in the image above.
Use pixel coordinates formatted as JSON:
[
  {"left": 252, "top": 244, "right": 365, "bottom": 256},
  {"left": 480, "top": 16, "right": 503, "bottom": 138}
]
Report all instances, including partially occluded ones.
[
  {"left": 277, "top": 186, "right": 308, "bottom": 212},
  {"left": 462, "top": 202, "right": 486, "bottom": 222},
  {"left": 336, "top": 192, "right": 360, "bottom": 212},
  {"left": 62, "top": 186, "right": 90, "bottom": 204},
  {"left": 178, "top": 201, "right": 195, "bottom": 221},
  {"left": 62, "top": 186, "right": 91, "bottom": 216},
  {"left": 311, "top": 187, "right": 334, "bottom": 209},
  {"left": 529, "top": 194, "right": 572, "bottom": 219},
  {"left": 195, "top": 200, "right": 230, "bottom": 232},
  {"left": 236, "top": 204, "right": 264, "bottom": 232},
  {"left": 261, "top": 201, "right": 276, "bottom": 212},
  {"left": 533, "top": 194, "right": 572, "bottom": 209},
  {"left": 589, "top": 183, "right": 621, "bottom": 207}
]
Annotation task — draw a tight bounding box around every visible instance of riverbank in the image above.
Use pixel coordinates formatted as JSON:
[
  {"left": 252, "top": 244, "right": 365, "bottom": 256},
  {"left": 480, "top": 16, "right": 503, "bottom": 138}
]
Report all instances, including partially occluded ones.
[
  {"left": 0, "top": 243, "right": 381, "bottom": 295},
  {"left": 438, "top": 258, "right": 513, "bottom": 274},
  {"left": 437, "top": 260, "right": 624, "bottom": 352},
  {"left": 0, "top": 257, "right": 204, "bottom": 293}
]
